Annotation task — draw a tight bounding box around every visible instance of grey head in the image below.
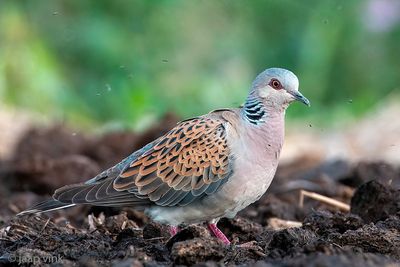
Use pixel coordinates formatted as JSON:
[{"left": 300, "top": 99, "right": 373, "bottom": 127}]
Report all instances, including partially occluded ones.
[{"left": 249, "top": 68, "right": 310, "bottom": 109}]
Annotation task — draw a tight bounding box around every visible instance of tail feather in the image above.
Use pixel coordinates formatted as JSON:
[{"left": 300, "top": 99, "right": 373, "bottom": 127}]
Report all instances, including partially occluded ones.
[
  {"left": 17, "top": 199, "right": 75, "bottom": 216},
  {"left": 54, "top": 182, "right": 151, "bottom": 206},
  {"left": 18, "top": 179, "right": 150, "bottom": 216}
]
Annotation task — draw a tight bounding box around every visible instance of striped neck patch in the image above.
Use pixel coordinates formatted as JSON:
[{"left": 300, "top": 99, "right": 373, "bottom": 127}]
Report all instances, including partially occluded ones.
[{"left": 242, "top": 97, "right": 266, "bottom": 125}]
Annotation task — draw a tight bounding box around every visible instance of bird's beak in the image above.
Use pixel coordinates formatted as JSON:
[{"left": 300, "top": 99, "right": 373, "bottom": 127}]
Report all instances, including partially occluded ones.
[{"left": 289, "top": 90, "right": 310, "bottom": 106}]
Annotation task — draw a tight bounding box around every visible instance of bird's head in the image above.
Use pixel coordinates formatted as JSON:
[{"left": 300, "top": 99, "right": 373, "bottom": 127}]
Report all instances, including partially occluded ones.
[{"left": 250, "top": 68, "right": 310, "bottom": 109}]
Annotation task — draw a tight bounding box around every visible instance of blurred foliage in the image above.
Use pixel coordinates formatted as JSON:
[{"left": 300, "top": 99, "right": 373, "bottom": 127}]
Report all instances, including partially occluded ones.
[{"left": 0, "top": 0, "right": 399, "bottom": 129}]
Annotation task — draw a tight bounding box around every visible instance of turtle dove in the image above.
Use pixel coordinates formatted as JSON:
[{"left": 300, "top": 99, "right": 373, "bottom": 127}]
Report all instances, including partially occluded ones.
[{"left": 18, "top": 67, "right": 310, "bottom": 245}]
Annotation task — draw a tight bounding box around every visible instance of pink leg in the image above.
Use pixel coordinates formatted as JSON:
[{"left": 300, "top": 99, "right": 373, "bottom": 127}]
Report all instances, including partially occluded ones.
[
  {"left": 169, "top": 226, "right": 179, "bottom": 236},
  {"left": 207, "top": 223, "right": 231, "bottom": 245}
]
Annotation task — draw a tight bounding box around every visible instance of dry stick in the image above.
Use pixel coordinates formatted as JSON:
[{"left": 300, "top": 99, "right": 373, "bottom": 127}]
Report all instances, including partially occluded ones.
[
  {"left": 299, "top": 190, "right": 350, "bottom": 212},
  {"left": 32, "top": 218, "right": 51, "bottom": 243},
  {"left": 267, "top": 218, "right": 303, "bottom": 229},
  {"left": 40, "top": 218, "right": 51, "bottom": 233}
]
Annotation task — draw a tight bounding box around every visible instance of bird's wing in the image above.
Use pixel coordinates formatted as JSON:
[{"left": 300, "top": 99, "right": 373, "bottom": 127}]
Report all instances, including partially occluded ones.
[
  {"left": 52, "top": 111, "right": 236, "bottom": 208},
  {"left": 113, "top": 113, "right": 235, "bottom": 206}
]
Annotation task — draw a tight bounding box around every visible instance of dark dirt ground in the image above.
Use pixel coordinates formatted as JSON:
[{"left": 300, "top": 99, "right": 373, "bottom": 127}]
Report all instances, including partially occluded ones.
[{"left": 0, "top": 116, "right": 399, "bottom": 266}]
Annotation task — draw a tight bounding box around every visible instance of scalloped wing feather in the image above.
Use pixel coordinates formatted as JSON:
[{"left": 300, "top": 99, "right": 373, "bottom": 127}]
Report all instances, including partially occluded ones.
[{"left": 113, "top": 116, "right": 234, "bottom": 206}]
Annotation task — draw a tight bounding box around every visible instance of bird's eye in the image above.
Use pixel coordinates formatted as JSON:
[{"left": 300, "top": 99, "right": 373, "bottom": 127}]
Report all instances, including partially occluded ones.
[{"left": 270, "top": 79, "right": 282, "bottom": 90}]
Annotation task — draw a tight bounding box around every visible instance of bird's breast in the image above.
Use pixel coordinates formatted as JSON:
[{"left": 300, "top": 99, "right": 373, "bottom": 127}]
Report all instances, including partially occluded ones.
[{"left": 219, "top": 113, "right": 285, "bottom": 213}]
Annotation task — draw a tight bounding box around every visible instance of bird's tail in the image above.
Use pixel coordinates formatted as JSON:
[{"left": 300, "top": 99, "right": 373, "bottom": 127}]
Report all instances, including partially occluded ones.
[
  {"left": 17, "top": 199, "right": 75, "bottom": 216},
  {"left": 17, "top": 178, "right": 151, "bottom": 216}
]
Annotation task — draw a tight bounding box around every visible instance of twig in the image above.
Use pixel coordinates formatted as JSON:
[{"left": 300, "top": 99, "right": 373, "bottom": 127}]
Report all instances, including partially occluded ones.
[
  {"left": 267, "top": 218, "right": 302, "bottom": 230},
  {"left": 253, "top": 250, "right": 267, "bottom": 257},
  {"left": 299, "top": 190, "right": 350, "bottom": 212},
  {"left": 146, "top": 236, "right": 167, "bottom": 241},
  {"left": 32, "top": 218, "right": 51, "bottom": 243},
  {"left": 121, "top": 220, "right": 127, "bottom": 230},
  {"left": 40, "top": 218, "right": 51, "bottom": 234}
]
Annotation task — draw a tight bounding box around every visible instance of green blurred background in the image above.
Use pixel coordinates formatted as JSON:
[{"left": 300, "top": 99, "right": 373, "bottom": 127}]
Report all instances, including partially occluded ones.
[{"left": 0, "top": 0, "right": 399, "bottom": 130}]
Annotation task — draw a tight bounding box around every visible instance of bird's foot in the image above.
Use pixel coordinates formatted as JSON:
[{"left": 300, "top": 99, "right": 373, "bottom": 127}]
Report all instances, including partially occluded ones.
[
  {"left": 169, "top": 226, "right": 179, "bottom": 236},
  {"left": 207, "top": 223, "right": 231, "bottom": 245}
]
